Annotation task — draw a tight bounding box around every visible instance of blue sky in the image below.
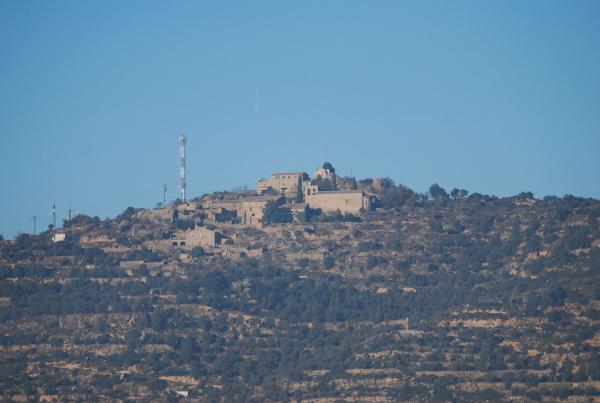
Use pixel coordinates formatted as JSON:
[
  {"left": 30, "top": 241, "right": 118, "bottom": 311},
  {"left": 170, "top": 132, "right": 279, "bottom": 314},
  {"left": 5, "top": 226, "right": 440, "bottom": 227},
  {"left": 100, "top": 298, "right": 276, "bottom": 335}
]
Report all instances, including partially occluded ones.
[{"left": 1, "top": 1, "right": 599, "bottom": 238}]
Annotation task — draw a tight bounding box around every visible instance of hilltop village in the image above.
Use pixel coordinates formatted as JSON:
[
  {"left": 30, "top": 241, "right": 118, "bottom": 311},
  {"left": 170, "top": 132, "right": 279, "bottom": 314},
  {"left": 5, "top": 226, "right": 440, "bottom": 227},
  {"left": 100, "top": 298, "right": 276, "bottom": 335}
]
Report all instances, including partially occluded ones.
[
  {"left": 50, "top": 162, "right": 377, "bottom": 262},
  {"left": 1, "top": 163, "right": 600, "bottom": 402}
]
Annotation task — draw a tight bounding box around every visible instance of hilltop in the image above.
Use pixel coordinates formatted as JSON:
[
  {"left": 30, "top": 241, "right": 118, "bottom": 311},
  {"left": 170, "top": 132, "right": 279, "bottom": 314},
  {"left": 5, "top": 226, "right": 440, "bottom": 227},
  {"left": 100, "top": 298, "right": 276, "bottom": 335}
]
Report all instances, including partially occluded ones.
[{"left": 1, "top": 174, "right": 599, "bottom": 402}]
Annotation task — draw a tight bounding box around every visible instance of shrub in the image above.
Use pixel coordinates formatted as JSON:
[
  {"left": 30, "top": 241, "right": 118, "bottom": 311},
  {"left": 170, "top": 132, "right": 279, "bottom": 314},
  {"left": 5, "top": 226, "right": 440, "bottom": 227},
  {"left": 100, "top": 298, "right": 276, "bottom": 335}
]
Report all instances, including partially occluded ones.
[{"left": 191, "top": 246, "right": 205, "bottom": 258}]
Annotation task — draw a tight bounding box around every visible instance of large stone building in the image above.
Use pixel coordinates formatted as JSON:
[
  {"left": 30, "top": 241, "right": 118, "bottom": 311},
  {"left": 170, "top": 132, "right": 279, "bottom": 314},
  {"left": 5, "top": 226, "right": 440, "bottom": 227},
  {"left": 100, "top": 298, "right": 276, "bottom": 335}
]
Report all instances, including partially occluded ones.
[
  {"left": 207, "top": 195, "right": 280, "bottom": 225},
  {"left": 257, "top": 172, "right": 309, "bottom": 199},
  {"left": 305, "top": 190, "right": 372, "bottom": 214},
  {"left": 256, "top": 162, "right": 373, "bottom": 215}
]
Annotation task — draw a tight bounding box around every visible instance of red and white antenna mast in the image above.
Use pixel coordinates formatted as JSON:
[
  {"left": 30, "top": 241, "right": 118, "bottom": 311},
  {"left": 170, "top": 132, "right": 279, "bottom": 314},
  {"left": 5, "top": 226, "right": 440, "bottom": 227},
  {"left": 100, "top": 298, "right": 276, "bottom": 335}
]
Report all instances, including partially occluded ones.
[{"left": 178, "top": 134, "right": 187, "bottom": 202}]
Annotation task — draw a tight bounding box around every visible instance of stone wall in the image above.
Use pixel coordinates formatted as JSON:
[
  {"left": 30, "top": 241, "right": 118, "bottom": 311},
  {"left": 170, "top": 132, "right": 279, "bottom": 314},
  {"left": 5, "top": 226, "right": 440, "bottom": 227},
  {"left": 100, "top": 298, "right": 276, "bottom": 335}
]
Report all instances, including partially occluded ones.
[{"left": 81, "top": 234, "right": 115, "bottom": 245}]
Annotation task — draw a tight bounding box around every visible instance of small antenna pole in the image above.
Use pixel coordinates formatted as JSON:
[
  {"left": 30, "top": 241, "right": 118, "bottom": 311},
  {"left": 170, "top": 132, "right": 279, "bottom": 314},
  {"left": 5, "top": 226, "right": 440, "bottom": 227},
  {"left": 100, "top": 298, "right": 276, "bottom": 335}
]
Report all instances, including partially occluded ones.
[
  {"left": 162, "top": 184, "right": 167, "bottom": 207},
  {"left": 33, "top": 216, "right": 37, "bottom": 235},
  {"left": 51, "top": 201, "right": 56, "bottom": 229}
]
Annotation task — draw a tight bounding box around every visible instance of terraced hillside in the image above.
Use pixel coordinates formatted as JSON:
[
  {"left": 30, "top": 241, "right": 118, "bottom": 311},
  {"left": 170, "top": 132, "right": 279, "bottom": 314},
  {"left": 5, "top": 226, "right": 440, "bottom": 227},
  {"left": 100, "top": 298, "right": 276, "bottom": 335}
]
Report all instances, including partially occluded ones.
[{"left": 1, "top": 192, "right": 599, "bottom": 401}]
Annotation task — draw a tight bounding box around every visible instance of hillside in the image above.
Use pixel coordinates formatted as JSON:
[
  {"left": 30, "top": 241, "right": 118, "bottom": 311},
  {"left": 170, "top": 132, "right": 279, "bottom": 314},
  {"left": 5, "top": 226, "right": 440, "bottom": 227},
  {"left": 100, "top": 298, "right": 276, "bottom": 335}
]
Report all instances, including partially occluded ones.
[{"left": 1, "top": 187, "right": 599, "bottom": 402}]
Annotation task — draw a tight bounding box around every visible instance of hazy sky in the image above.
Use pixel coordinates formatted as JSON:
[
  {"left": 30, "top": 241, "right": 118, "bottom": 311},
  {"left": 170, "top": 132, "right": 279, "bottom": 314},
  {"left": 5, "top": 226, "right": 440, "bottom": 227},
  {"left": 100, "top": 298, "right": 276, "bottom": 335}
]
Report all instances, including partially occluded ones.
[{"left": 1, "top": 1, "right": 599, "bottom": 238}]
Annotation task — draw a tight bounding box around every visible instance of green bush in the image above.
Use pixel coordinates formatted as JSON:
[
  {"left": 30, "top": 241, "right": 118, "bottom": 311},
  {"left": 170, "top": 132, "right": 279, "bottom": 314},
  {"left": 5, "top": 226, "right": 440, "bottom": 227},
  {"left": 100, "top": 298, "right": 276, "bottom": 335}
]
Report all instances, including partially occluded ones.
[{"left": 191, "top": 246, "right": 205, "bottom": 257}]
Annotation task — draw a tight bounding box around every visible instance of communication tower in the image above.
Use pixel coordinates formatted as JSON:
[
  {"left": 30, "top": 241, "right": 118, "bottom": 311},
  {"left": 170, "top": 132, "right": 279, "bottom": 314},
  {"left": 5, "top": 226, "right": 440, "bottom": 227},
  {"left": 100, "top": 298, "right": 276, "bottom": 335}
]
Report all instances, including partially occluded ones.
[
  {"left": 179, "top": 134, "right": 187, "bottom": 202},
  {"left": 51, "top": 202, "right": 56, "bottom": 228}
]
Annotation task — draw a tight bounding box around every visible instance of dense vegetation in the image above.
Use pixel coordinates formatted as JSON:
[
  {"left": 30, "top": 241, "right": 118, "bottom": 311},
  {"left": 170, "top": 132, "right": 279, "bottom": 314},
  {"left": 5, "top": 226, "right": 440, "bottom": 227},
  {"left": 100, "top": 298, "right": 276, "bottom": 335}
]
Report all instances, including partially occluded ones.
[{"left": 0, "top": 186, "right": 599, "bottom": 401}]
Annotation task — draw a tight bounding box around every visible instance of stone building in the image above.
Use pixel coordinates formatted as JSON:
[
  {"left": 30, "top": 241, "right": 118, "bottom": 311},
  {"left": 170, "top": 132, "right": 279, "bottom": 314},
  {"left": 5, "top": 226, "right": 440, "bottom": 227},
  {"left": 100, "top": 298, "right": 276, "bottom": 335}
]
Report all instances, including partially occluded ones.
[
  {"left": 171, "top": 227, "right": 221, "bottom": 248},
  {"left": 254, "top": 162, "right": 373, "bottom": 216},
  {"left": 305, "top": 190, "right": 372, "bottom": 214},
  {"left": 302, "top": 182, "right": 319, "bottom": 196},
  {"left": 52, "top": 232, "right": 66, "bottom": 243},
  {"left": 314, "top": 162, "right": 337, "bottom": 191},
  {"left": 208, "top": 195, "right": 280, "bottom": 225},
  {"left": 257, "top": 172, "right": 309, "bottom": 199},
  {"left": 257, "top": 163, "right": 339, "bottom": 199}
]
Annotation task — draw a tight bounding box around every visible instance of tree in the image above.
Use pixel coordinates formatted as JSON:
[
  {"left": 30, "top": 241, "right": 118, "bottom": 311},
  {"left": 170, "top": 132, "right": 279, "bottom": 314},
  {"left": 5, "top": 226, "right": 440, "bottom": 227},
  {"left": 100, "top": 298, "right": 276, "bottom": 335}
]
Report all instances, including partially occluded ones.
[
  {"left": 516, "top": 191, "right": 534, "bottom": 200},
  {"left": 324, "top": 256, "right": 335, "bottom": 269},
  {"left": 378, "top": 184, "right": 417, "bottom": 209},
  {"left": 429, "top": 183, "right": 449, "bottom": 200},
  {"left": 376, "top": 177, "right": 395, "bottom": 191},
  {"left": 262, "top": 199, "right": 293, "bottom": 224},
  {"left": 116, "top": 207, "right": 137, "bottom": 221},
  {"left": 295, "top": 178, "right": 304, "bottom": 203},
  {"left": 451, "top": 188, "right": 469, "bottom": 199}
]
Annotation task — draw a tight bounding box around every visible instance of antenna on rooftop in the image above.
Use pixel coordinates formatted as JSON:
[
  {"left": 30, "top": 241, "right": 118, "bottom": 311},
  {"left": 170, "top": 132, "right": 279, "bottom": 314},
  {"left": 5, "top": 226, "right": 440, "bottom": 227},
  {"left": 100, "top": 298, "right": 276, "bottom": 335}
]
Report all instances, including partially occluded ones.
[
  {"left": 33, "top": 216, "right": 37, "bottom": 235},
  {"left": 68, "top": 208, "right": 72, "bottom": 232},
  {"left": 179, "top": 134, "right": 187, "bottom": 202},
  {"left": 162, "top": 184, "right": 167, "bottom": 207}
]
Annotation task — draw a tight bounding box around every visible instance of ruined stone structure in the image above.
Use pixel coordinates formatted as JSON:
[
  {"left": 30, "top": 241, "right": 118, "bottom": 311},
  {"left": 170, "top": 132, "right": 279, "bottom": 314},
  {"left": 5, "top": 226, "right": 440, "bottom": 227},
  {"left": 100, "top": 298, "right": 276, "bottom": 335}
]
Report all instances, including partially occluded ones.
[
  {"left": 81, "top": 234, "right": 115, "bottom": 245},
  {"left": 176, "top": 202, "right": 201, "bottom": 214},
  {"left": 135, "top": 208, "right": 174, "bottom": 222}
]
